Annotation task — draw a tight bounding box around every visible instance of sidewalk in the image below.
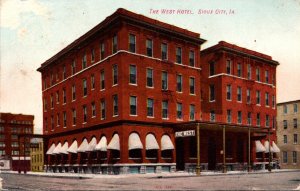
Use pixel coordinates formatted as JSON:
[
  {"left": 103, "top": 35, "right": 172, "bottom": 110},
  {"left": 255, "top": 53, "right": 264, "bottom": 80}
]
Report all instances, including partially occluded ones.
[{"left": 1, "top": 169, "right": 300, "bottom": 179}]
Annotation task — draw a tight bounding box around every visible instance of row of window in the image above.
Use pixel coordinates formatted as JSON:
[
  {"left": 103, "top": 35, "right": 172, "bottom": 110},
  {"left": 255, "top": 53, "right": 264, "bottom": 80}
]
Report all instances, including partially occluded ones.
[
  {"left": 45, "top": 97, "right": 196, "bottom": 130},
  {"left": 210, "top": 110, "right": 276, "bottom": 127},
  {"left": 0, "top": 134, "right": 18, "bottom": 140},
  {"left": 283, "top": 134, "right": 298, "bottom": 144},
  {"left": 283, "top": 103, "right": 298, "bottom": 114},
  {"left": 44, "top": 67, "right": 196, "bottom": 111},
  {"left": 44, "top": 33, "right": 196, "bottom": 90},
  {"left": 282, "top": 151, "right": 298, "bottom": 164},
  {"left": 209, "top": 85, "right": 276, "bottom": 107},
  {"left": 31, "top": 154, "right": 43, "bottom": 163},
  {"left": 209, "top": 61, "right": 275, "bottom": 85},
  {"left": 283, "top": 119, "right": 298, "bottom": 129}
]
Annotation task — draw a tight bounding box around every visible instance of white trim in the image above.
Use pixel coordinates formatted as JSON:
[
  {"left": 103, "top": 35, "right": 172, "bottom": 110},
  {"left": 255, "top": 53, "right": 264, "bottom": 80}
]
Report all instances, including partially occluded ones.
[
  {"left": 12, "top": 157, "right": 31, "bottom": 160},
  {"left": 42, "top": 50, "right": 201, "bottom": 92},
  {"left": 209, "top": 73, "right": 275, "bottom": 88}
]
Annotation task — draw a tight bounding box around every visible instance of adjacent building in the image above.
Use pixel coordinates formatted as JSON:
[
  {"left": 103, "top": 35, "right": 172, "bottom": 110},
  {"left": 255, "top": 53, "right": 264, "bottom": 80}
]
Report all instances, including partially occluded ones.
[
  {"left": 38, "top": 9, "right": 280, "bottom": 174},
  {"left": 277, "top": 100, "right": 300, "bottom": 168},
  {"left": 30, "top": 138, "right": 44, "bottom": 172},
  {"left": 0, "top": 113, "right": 34, "bottom": 171}
]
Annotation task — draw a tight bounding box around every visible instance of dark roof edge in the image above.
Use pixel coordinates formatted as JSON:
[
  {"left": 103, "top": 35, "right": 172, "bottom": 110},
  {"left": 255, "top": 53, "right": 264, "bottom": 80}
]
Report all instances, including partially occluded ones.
[{"left": 277, "top": 99, "right": 300, "bottom": 105}]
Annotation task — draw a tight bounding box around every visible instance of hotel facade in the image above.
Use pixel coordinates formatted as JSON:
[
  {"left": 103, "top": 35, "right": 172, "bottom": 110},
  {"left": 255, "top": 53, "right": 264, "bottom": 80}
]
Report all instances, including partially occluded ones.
[{"left": 38, "top": 9, "right": 280, "bottom": 174}]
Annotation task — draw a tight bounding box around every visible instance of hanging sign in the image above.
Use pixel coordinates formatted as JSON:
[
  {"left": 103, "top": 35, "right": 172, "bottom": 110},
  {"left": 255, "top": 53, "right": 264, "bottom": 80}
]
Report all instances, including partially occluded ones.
[{"left": 175, "top": 130, "right": 195, "bottom": 137}]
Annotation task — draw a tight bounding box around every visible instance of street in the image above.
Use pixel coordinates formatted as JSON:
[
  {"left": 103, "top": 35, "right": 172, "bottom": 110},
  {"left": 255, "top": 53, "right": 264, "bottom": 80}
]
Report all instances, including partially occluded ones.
[{"left": 1, "top": 171, "right": 300, "bottom": 190}]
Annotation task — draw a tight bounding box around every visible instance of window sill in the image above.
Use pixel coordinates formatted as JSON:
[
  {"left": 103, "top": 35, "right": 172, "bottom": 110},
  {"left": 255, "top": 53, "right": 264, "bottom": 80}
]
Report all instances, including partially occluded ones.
[
  {"left": 63, "top": 126, "right": 67, "bottom": 129},
  {"left": 256, "top": 104, "right": 261, "bottom": 106},
  {"left": 112, "top": 84, "right": 118, "bottom": 87},
  {"left": 82, "top": 122, "right": 87, "bottom": 124},
  {"left": 237, "top": 101, "right": 242, "bottom": 103},
  {"left": 146, "top": 157, "right": 157, "bottom": 160},
  {"left": 113, "top": 115, "right": 119, "bottom": 118},
  {"left": 176, "top": 119, "right": 183, "bottom": 121},
  {"left": 161, "top": 157, "right": 172, "bottom": 160},
  {"left": 146, "top": 86, "right": 154, "bottom": 89},
  {"left": 162, "top": 118, "right": 169, "bottom": 120},
  {"left": 101, "top": 118, "right": 105, "bottom": 120},
  {"left": 100, "top": 89, "right": 105, "bottom": 91},
  {"left": 92, "top": 116, "right": 96, "bottom": 118},
  {"left": 129, "top": 158, "right": 142, "bottom": 160},
  {"left": 226, "top": 99, "right": 232, "bottom": 101},
  {"left": 189, "top": 94, "right": 196, "bottom": 96},
  {"left": 129, "top": 83, "right": 138, "bottom": 86},
  {"left": 147, "top": 116, "right": 154, "bottom": 118},
  {"left": 209, "top": 100, "right": 216, "bottom": 102},
  {"left": 176, "top": 91, "right": 183, "bottom": 94},
  {"left": 72, "top": 125, "right": 76, "bottom": 127},
  {"left": 130, "top": 115, "right": 138, "bottom": 117}
]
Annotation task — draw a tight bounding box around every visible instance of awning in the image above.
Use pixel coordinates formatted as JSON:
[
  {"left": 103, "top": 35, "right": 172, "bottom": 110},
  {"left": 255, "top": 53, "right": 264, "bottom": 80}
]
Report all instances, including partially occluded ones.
[
  {"left": 87, "top": 137, "right": 97, "bottom": 152},
  {"left": 107, "top": 134, "right": 120, "bottom": 150},
  {"left": 255, "top": 140, "right": 266, "bottom": 152},
  {"left": 46, "top": 143, "right": 56, "bottom": 155},
  {"left": 59, "top": 142, "right": 69, "bottom": 154},
  {"left": 272, "top": 141, "right": 280, "bottom": 153},
  {"left": 128, "top": 132, "right": 143, "bottom": 150},
  {"left": 95, "top": 136, "right": 107, "bottom": 151},
  {"left": 161, "top": 135, "right": 174, "bottom": 150},
  {"left": 67, "top": 140, "right": 78, "bottom": 154},
  {"left": 146, "top": 134, "right": 159, "bottom": 150},
  {"left": 264, "top": 140, "right": 275, "bottom": 153},
  {"left": 77, "top": 139, "right": 89, "bottom": 152},
  {"left": 52, "top": 143, "right": 62, "bottom": 155}
]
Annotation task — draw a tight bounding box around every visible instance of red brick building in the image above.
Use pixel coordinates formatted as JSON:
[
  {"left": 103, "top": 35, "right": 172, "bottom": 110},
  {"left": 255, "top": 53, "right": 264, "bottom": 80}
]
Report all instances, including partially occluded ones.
[
  {"left": 0, "top": 113, "right": 34, "bottom": 171},
  {"left": 38, "top": 8, "right": 205, "bottom": 174}
]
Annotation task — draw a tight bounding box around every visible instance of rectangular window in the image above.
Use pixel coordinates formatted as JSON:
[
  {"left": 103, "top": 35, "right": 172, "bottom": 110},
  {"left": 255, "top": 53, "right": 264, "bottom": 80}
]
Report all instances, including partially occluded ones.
[
  {"left": 63, "top": 111, "right": 67, "bottom": 127},
  {"left": 177, "top": 103, "right": 182, "bottom": 120},
  {"left": 247, "top": 64, "right": 251, "bottom": 79},
  {"left": 265, "top": 70, "right": 269, "bottom": 83},
  {"left": 209, "top": 62, "right": 215, "bottom": 76},
  {"left": 237, "top": 111, "right": 242, "bottom": 124},
  {"left": 112, "top": 34, "right": 118, "bottom": 53},
  {"left": 162, "top": 71, "right": 168, "bottom": 90},
  {"left": 130, "top": 96, "right": 137, "bottom": 116},
  {"left": 247, "top": 89, "right": 251, "bottom": 104},
  {"left": 63, "top": 89, "right": 66, "bottom": 104},
  {"left": 190, "top": 77, "right": 195, "bottom": 95},
  {"left": 82, "top": 53, "right": 87, "bottom": 69},
  {"left": 101, "top": 99, "right": 105, "bottom": 120},
  {"left": 190, "top": 104, "right": 195, "bottom": 121},
  {"left": 100, "top": 42, "right": 105, "bottom": 60},
  {"left": 284, "top": 135, "right": 287, "bottom": 144},
  {"left": 272, "top": 95, "right": 275, "bottom": 108},
  {"left": 237, "top": 87, "right": 242, "bottom": 102},
  {"left": 210, "top": 110, "right": 215, "bottom": 122},
  {"left": 72, "top": 85, "right": 76, "bottom": 101},
  {"left": 51, "top": 115, "right": 54, "bottom": 130},
  {"left": 272, "top": 116, "right": 276, "bottom": 129},
  {"left": 113, "top": 95, "right": 118, "bottom": 116},
  {"left": 226, "top": 60, "right": 231, "bottom": 74},
  {"left": 266, "top": 115, "right": 270, "bottom": 127},
  {"left": 56, "top": 91, "right": 59, "bottom": 104},
  {"left": 147, "top": 98, "right": 154, "bottom": 117},
  {"left": 293, "top": 151, "right": 297, "bottom": 163},
  {"left": 83, "top": 105, "right": 87, "bottom": 123},
  {"left": 162, "top": 100, "right": 168, "bottom": 119},
  {"left": 91, "top": 74, "right": 95, "bottom": 90},
  {"left": 283, "top": 151, "right": 287, "bottom": 163},
  {"left": 256, "top": 113, "right": 260, "bottom": 127},
  {"left": 294, "top": 103, "right": 298, "bottom": 113},
  {"left": 226, "top": 85, "right": 232, "bottom": 100},
  {"left": 189, "top": 50, "right": 195, "bottom": 66},
  {"left": 51, "top": 73, "right": 54, "bottom": 85},
  {"left": 83, "top": 79, "right": 87, "bottom": 97},
  {"left": 161, "top": 43, "right": 168, "bottom": 60},
  {"left": 92, "top": 102, "right": 96, "bottom": 117},
  {"left": 256, "top": 67, "right": 260, "bottom": 81},
  {"left": 247, "top": 112, "right": 252, "bottom": 125},
  {"left": 256, "top": 90, "right": 261, "bottom": 105},
  {"left": 294, "top": 119, "right": 298, "bottom": 128},
  {"left": 113, "top": 64, "right": 118, "bottom": 85},
  {"left": 283, "top": 120, "right": 288, "bottom": 129},
  {"left": 209, "top": 85, "right": 215, "bottom": 101},
  {"left": 284, "top": 105, "right": 288, "bottom": 114},
  {"left": 57, "top": 113, "right": 60, "bottom": 126},
  {"left": 237, "top": 63, "right": 242, "bottom": 77},
  {"left": 146, "top": 68, "right": 153, "bottom": 87},
  {"left": 146, "top": 39, "right": 153, "bottom": 57},
  {"left": 43, "top": 98, "right": 47, "bottom": 111},
  {"left": 72, "top": 60, "right": 76, "bottom": 75},
  {"left": 129, "top": 65, "right": 137, "bottom": 84},
  {"left": 294, "top": 134, "right": 298, "bottom": 144},
  {"left": 265, "top": 92, "right": 269, "bottom": 106},
  {"left": 100, "top": 70, "right": 105, "bottom": 90},
  {"left": 72, "top": 109, "right": 76, "bottom": 125},
  {"left": 227, "top": 110, "right": 232, "bottom": 123},
  {"left": 91, "top": 48, "right": 95, "bottom": 63},
  {"left": 272, "top": 74, "right": 276, "bottom": 85},
  {"left": 51, "top": 94, "right": 54, "bottom": 108},
  {"left": 176, "top": 47, "right": 182, "bottom": 64},
  {"left": 63, "top": 65, "right": 66, "bottom": 79},
  {"left": 176, "top": 75, "right": 183, "bottom": 92},
  {"left": 129, "top": 34, "right": 136, "bottom": 53}
]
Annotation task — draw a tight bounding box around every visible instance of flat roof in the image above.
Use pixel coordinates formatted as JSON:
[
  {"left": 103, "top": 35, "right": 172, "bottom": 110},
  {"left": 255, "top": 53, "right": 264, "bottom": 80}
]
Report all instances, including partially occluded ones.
[{"left": 277, "top": 99, "right": 300, "bottom": 105}]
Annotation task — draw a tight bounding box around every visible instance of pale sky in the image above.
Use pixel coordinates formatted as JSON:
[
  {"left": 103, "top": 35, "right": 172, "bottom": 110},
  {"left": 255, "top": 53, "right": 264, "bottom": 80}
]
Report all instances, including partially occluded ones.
[{"left": 1, "top": 0, "right": 300, "bottom": 134}]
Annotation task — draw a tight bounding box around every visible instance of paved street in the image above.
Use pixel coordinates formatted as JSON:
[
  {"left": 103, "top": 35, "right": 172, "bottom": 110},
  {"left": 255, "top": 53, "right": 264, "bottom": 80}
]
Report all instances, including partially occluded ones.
[{"left": 1, "top": 171, "right": 300, "bottom": 190}]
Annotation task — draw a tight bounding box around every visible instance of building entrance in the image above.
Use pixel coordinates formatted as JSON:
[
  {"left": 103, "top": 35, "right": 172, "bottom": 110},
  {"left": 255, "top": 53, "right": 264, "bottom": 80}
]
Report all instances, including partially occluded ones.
[
  {"left": 208, "top": 137, "right": 216, "bottom": 170},
  {"left": 176, "top": 138, "right": 185, "bottom": 170}
]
